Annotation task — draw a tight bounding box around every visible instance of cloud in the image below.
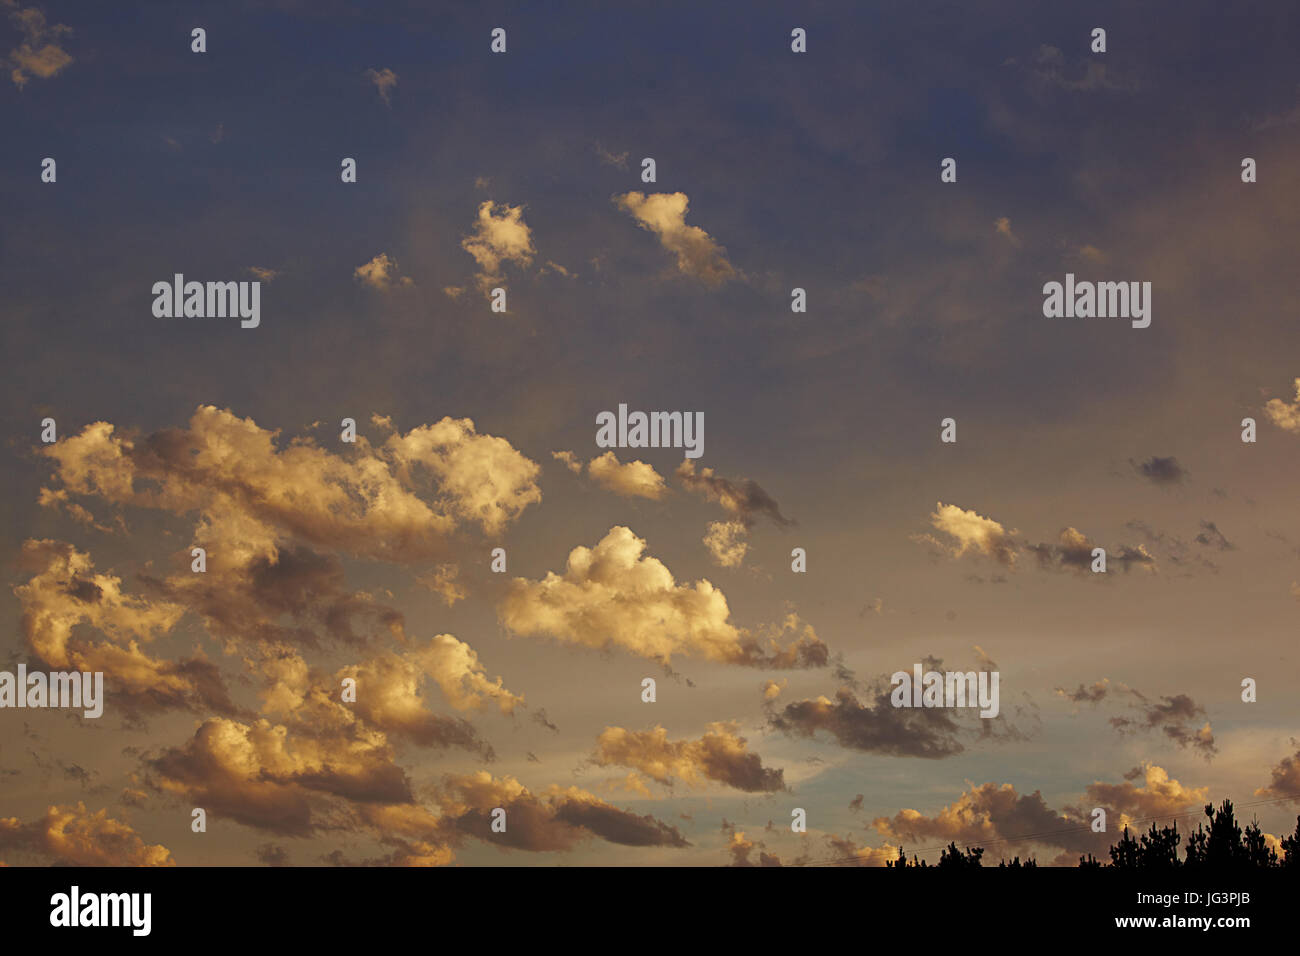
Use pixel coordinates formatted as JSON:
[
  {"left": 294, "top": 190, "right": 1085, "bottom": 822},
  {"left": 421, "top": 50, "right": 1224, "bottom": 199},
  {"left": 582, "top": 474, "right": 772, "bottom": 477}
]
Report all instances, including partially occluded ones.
[
  {"left": 247, "top": 266, "right": 279, "bottom": 282},
  {"left": 769, "top": 685, "right": 967, "bottom": 758},
  {"left": 726, "top": 829, "right": 783, "bottom": 866},
  {"left": 14, "top": 538, "right": 237, "bottom": 718},
  {"left": 677, "top": 461, "right": 790, "bottom": 567},
  {"left": 595, "top": 144, "right": 629, "bottom": 169},
  {"left": 255, "top": 843, "right": 290, "bottom": 866},
  {"left": 5, "top": 2, "right": 72, "bottom": 89},
  {"left": 0, "top": 802, "right": 172, "bottom": 866},
  {"left": 434, "top": 772, "right": 688, "bottom": 850},
  {"left": 1107, "top": 689, "right": 1217, "bottom": 759},
  {"left": 871, "top": 764, "right": 1206, "bottom": 865},
  {"left": 146, "top": 716, "right": 416, "bottom": 836},
  {"left": 551, "top": 450, "right": 582, "bottom": 474},
  {"left": 1256, "top": 743, "right": 1300, "bottom": 804},
  {"left": 1055, "top": 679, "right": 1110, "bottom": 704},
  {"left": 416, "top": 564, "right": 466, "bottom": 607},
  {"left": 354, "top": 253, "right": 413, "bottom": 290},
  {"left": 342, "top": 634, "right": 523, "bottom": 720},
  {"left": 500, "top": 526, "right": 826, "bottom": 667},
  {"left": 676, "top": 461, "right": 790, "bottom": 528},
  {"left": 1130, "top": 456, "right": 1187, "bottom": 486},
  {"left": 915, "top": 502, "right": 1018, "bottom": 567},
  {"left": 1068, "top": 763, "right": 1209, "bottom": 832},
  {"left": 993, "top": 217, "right": 1021, "bottom": 247},
  {"left": 615, "top": 192, "right": 738, "bottom": 286},
  {"left": 461, "top": 201, "right": 536, "bottom": 290},
  {"left": 1194, "top": 520, "right": 1234, "bottom": 551},
  {"left": 1026, "top": 44, "right": 1135, "bottom": 93},
  {"left": 364, "top": 67, "right": 397, "bottom": 105},
  {"left": 1026, "top": 527, "right": 1157, "bottom": 574},
  {"left": 590, "top": 722, "right": 784, "bottom": 792},
  {"left": 41, "top": 408, "right": 541, "bottom": 565},
  {"left": 1264, "top": 379, "right": 1300, "bottom": 432},
  {"left": 585, "top": 451, "right": 668, "bottom": 500},
  {"left": 871, "top": 782, "right": 1095, "bottom": 862},
  {"left": 824, "top": 834, "right": 901, "bottom": 867}
]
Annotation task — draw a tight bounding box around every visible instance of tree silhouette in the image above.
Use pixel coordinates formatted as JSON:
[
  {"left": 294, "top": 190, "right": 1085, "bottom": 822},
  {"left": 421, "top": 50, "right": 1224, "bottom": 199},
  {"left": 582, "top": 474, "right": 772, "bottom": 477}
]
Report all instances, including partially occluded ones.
[
  {"left": 1280, "top": 815, "right": 1300, "bottom": 869},
  {"left": 937, "top": 842, "right": 984, "bottom": 868},
  {"left": 879, "top": 805, "right": 1300, "bottom": 868}
]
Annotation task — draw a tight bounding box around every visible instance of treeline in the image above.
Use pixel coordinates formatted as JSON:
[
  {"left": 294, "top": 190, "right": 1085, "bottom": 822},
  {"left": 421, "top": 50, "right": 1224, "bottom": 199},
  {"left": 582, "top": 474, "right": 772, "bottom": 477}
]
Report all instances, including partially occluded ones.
[{"left": 885, "top": 800, "right": 1300, "bottom": 869}]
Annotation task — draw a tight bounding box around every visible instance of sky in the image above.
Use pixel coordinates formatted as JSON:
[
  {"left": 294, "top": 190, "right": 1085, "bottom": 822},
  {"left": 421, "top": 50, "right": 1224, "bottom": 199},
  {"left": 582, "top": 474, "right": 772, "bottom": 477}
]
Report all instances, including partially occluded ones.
[{"left": 3, "top": 0, "right": 1300, "bottom": 867}]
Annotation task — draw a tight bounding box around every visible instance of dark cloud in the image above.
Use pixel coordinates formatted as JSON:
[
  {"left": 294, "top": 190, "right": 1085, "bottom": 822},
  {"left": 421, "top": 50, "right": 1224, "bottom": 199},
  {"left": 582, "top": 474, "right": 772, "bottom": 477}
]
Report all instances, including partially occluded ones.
[
  {"left": 255, "top": 843, "right": 290, "bottom": 866},
  {"left": 1194, "top": 520, "right": 1234, "bottom": 551},
  {"left": 1108, "top": 689, "right": 1217, "bottom": 759},
  {"left": 770, "top": 685, "right": 966, "bottom": 759},
  {"left": 675, "top": 460, "right": 792, "bottom": 529},
  {"left": 1055, "top": 680, "right": 1110, "bottom": 704},
  {"left": 1131, "top": 456, "right": 1188, "bottom": 486}
]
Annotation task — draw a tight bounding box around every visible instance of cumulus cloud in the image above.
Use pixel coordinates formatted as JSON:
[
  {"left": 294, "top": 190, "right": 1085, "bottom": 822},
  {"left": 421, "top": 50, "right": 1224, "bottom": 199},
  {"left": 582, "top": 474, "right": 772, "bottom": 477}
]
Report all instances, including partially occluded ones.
[
  {"left": 615, "top": 191, "right": 738, "bottom": 286},
  {"left": 585, "top": 451, "right": 668, "bottom": 500},
  {"left": 872, "top": 764, "right": 1206, "bottom": 866},
  {"left": 5, "top": 2, "right": 72, "bottom": 89},
  {"left": 499, "top": 526, "right": 826, "bottom": 668},
  {"left": 342, "top": 634, "right": 523, "bottom": 721},
  {"left": 551, "top": 450, "right": 582, "bottom": 474},
  {"left": 871, "top": 782, "right": 1093, "bottom": 861},
  {"left": 461, "top": 201, "right": 536, "bottom": 290},
  {"left": 555, "top": 450, "right": 668, "bottom": 499},
  {"left": 914, "top": 502, "right": 1018, "bottom": 567},
  {"left": 1264, "top": 379, "right": 1300, "bottom": 432},
  {"left": 14, "top": 539, "right": 237, "bottom": 718},
  {"left": 591, "top": 722, "right": 784, "bottom": 792},
  {"left": 1068, "top": 763, "right": 1209, "bottom": 832},
  {"left": 0, "top": 802, "right": 172, "bottom": 866},
  {"left": 416, "top": 564, "right": 466, "bottom": 607},
  {"left": 354, "top": 253, "right": 413, "bottom": 290},
  {"left": 146, "top": 716, "right": 416, "bottom": 836},
  {"left": 40, "top": 408, "right": 541, "bottom": 564}
]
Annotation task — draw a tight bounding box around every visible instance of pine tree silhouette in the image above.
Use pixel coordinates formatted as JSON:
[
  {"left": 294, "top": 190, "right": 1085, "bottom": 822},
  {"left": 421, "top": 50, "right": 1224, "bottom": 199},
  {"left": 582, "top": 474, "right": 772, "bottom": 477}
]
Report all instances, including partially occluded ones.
[
  {"left": 1280, "top": 815, "right": 1300, "bottom": 869},
  {"left": 937, "top": 842, "right": 984, "bottom": 867},
  {"left": 878, "top": 805, "right": 1300, "bottom": 868}
]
